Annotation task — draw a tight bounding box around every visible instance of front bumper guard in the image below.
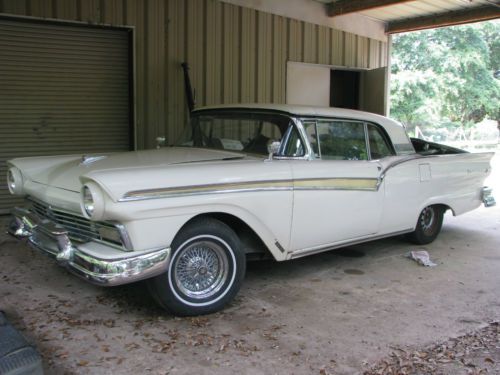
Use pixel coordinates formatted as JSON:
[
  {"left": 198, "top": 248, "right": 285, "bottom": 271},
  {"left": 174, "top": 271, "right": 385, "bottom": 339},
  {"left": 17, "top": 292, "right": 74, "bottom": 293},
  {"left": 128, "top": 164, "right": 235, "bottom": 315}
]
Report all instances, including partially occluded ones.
[{"left": 7, "top": 207, "right": 170, "bottom": 286}]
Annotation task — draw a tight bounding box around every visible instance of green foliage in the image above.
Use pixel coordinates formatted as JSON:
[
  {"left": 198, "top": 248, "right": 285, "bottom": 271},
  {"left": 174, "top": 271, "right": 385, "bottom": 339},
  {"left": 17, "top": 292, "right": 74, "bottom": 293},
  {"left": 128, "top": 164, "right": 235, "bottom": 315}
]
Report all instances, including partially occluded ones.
[{"left": 390, "top": 21, "right": 500, "bottom": 131}]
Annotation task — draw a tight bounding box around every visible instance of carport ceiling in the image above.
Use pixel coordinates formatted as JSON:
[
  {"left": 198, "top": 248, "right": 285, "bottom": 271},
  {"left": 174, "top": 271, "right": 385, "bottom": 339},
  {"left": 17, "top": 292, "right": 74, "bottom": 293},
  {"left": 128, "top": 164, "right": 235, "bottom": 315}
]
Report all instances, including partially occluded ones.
[{"left": 317, "top": 0, "right": 500, "bottom": 33}]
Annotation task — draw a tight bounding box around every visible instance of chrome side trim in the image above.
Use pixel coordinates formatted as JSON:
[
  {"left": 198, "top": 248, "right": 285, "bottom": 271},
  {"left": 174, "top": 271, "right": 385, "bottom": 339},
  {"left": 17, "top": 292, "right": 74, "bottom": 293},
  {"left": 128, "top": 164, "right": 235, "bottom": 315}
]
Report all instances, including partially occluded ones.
[
  {"left": 121, "top": 180, "right": 293, "bottom": 201},
  {"left": 112, "top": 222, "right": 134, "bottom": 251},
  {"left": 381, "top": 154, "right": 426, "bottom": 174},
  {"left": 120, "top": 177, "right": 380, "bottom": 201},
  {"left": 8, "top": 207, "right": 170, "bottom": 286},
  {"left": 377, "top": 154, "right": 426, "bottom": 186},
  {"left": 289, "top": 229, "right": 414, "bottom": 259}
]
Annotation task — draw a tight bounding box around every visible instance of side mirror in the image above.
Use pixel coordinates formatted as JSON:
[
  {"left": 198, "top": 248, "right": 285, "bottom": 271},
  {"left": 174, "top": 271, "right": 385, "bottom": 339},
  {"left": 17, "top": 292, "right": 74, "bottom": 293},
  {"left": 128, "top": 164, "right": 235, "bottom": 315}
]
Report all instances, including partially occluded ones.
[{"left": 267, "top": 141, "right": 281, "bottom": 160}]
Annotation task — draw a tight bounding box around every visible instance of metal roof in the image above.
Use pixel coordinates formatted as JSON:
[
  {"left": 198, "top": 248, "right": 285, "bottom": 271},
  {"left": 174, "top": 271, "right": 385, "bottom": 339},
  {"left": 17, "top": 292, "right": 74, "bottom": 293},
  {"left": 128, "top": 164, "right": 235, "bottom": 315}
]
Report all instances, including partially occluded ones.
[
  {"left": 317, "top": 0, "right": 500, "bottom": 33},
  {"left": 334, "top": 0, "right": 493, "bottom": 22}
]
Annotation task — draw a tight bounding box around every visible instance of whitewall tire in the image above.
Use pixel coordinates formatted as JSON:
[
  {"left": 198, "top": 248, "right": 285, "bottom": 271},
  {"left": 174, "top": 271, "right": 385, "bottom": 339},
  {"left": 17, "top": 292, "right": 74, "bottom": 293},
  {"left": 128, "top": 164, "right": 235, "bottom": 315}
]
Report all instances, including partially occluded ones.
[{"left": 148, "top": 218, "right": 246, "bottom": 316}]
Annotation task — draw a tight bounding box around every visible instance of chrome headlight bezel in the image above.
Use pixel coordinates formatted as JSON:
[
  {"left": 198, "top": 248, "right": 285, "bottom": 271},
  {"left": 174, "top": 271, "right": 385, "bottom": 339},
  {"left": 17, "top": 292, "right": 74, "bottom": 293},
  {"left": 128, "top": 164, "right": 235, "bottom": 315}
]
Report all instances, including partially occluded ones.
[
  {"left": 7, "top": 167, "right": 25, "bottom": 196},
  {"left": 82, "top": 186, "right": 95, "bottom": 217},
  {"left": 81, "top": 182, "right": 105, "bottom": 220}
]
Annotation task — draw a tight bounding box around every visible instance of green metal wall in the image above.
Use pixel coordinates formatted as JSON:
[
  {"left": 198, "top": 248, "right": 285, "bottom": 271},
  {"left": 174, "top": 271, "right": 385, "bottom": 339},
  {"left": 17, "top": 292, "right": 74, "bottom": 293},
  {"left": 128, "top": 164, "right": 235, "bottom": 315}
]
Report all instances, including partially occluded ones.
[{"left": 0, "top": 0, "right": 388, "bottom": 149}]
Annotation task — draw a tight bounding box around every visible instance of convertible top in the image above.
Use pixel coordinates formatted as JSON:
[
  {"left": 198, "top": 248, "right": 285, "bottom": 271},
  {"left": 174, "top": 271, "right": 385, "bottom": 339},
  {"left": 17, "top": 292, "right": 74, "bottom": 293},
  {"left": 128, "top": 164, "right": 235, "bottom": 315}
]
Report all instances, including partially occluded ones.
[{"left": 194, "top": 103, "right": 413, "bottom": 155}]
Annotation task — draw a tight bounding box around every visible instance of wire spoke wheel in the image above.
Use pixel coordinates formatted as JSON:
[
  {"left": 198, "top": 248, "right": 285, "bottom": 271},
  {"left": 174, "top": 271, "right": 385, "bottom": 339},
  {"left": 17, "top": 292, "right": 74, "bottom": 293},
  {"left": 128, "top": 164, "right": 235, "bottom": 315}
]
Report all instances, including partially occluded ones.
[
  {"left": 173, "top": 240, "right": 229, "bottom": 300},
  {"left": 148, "top": 218, "right": 246, "bottom": 316}
]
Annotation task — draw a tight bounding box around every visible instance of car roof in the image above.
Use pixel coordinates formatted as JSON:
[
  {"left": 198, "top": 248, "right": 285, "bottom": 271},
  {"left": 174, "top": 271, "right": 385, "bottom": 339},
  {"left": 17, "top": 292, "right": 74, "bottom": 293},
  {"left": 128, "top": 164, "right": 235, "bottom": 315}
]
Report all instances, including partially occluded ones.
[{"left": 194, "top": 103, "right": 403, "bottom": 128}]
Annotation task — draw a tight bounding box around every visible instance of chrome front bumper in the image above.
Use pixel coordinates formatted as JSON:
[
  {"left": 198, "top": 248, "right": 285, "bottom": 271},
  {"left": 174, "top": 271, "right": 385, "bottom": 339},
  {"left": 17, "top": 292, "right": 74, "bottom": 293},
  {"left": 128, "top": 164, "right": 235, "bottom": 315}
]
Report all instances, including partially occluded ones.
[
  {"left": 7, "top": 207, "right": 171, "bottom": 286},
  {"left": 482, "top": 186, "right": 496, "bottom": 207}
]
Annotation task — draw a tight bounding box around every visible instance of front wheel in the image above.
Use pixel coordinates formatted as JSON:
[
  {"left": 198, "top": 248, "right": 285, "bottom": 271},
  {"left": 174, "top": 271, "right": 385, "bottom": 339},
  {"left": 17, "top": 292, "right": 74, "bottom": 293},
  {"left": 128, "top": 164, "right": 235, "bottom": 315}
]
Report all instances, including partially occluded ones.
[
  {"left": 148, "top": 218, "right": 246, "bottom": 316},
  {"left": 405, "top": 205, "right": 445, "bottom": 245}
]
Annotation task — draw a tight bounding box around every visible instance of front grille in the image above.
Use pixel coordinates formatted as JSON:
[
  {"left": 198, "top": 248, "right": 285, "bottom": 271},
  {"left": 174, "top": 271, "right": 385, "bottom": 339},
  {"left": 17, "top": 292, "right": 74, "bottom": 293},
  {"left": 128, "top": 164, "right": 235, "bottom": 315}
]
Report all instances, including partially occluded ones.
[{"left": 29, "top": 199, "right": 123, "bottom": 248}]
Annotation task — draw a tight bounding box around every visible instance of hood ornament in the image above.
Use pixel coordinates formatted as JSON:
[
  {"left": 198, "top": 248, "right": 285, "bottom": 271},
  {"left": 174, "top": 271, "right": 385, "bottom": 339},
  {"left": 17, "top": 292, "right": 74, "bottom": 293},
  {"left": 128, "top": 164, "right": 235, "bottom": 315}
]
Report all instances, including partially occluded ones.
[{"left": 80, "top": 155, "right": 107, "bottom": 166}]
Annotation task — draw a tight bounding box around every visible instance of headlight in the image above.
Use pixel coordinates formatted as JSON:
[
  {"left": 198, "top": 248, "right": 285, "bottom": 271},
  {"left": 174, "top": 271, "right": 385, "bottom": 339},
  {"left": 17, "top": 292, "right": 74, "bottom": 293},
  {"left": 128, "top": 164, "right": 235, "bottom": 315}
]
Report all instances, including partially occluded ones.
[
  {"left": 82, "top": 186, "right": 95, "bottom": 217},
  {"left": 7, "top": 167, "right": 25, "bottom": 196},
  {"left": 81, "top": 183, "right": 105, "bottom": 220}
]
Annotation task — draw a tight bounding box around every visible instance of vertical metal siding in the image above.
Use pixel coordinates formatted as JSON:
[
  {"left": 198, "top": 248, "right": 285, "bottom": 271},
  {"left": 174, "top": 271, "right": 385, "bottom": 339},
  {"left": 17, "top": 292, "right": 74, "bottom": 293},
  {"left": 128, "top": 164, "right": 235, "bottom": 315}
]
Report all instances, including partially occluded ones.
[
  {"left": 222, "top": 3, "right": 240, "bottom": 104},
  {"left": 240, "top": 7, "right": 256, "bottom": 104},
  {"left": 29, "top": 0, "right": 54, "bottom": 18},
  {"left": 303, "top": 23, "right": 317, "bottom": 64},
  {"left": 146, "top": 0, "right": 165, "bottom": 147},
  {"left": 344, "top": 32, "right": 357, "bottom": 67},
  {"left": 187, "top": 0, "right": 205, "bottom": 107},
  {"left": 272, "top": 15, "right": 287, "bottom": 103},
  {"left": 288, "top": 19, "right": 303, "bottom": 64},
  {"left": 330, "top": 29, "right": 344, "bottom": 66},
  {"left": 0, "top": 0, "right": 388, "bottom": 148},
  {"left": 103, "top": 0, "right": 123, "bottom": 25},
  {"left": 54, "top": 0, "right": 78, "bottom": 20},
  {"left": 357, "top": 36, "right": 369, "bottom": 69},
  {"left": 369, "top": 39, "right": 380, "bottom": 69},
  {"left": 256, "top": 11, "right": 272, "bottom": 103},
  {"left": 317, "top": 26, "right": 330, "bottom": 66},
  {"left": 79, "top": 0, "right": 101, "bottom": 23},
  {"left": 165, "top": 0, "right": 186, "bottom": 144},
  {"left": 205, "top": 0, "right": 223, "bottom": 106}
]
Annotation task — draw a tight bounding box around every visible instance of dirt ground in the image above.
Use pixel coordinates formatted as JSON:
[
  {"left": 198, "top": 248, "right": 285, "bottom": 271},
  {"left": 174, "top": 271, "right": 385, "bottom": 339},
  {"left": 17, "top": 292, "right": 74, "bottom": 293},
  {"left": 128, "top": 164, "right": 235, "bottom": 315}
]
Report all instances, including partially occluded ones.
[
  {"left": 364, "top": 322, "right": 499, "bottom": 375},
  {"left": 1, "top": 152, "right": 499, "bottom": 375}
]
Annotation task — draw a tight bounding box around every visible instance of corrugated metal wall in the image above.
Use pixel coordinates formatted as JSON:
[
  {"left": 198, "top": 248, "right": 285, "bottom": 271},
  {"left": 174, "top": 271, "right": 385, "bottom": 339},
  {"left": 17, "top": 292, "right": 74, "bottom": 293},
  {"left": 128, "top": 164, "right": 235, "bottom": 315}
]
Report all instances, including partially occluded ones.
[{"left": 0, "top": 0, "right": 388, "bottom": 149}]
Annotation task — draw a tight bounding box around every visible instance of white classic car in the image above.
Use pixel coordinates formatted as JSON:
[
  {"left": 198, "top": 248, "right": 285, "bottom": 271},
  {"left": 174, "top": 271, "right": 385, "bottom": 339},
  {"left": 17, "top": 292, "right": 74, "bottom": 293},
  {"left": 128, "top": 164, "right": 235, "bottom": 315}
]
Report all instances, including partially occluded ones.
[{"left": 7, "top": 104, "right": 496, "bottom": 316}]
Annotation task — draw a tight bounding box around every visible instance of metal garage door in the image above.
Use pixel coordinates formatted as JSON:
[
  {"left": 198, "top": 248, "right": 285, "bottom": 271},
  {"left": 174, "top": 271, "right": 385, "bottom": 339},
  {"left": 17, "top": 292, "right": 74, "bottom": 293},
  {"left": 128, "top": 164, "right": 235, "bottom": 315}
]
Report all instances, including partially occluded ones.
[{"left": 0, "top": 19, "right": 131, "bottom": 213}]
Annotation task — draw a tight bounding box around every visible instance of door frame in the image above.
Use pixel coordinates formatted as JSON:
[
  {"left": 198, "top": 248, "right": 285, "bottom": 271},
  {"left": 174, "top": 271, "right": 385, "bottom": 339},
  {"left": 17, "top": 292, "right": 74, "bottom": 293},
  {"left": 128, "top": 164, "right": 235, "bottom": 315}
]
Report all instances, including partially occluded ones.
[{"left": 285, "top": 61, "right": 388, "bottom": 115}]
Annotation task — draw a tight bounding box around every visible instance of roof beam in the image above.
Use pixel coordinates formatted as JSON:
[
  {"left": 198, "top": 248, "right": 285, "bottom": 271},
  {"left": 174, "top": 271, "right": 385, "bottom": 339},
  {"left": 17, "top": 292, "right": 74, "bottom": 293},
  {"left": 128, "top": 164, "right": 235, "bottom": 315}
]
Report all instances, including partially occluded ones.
[
  {"left": 387, "top": 5, "right": 500, "bottom": 33},
  {"left": 326, "top": 0, "right": 416, "bottom": 17}
]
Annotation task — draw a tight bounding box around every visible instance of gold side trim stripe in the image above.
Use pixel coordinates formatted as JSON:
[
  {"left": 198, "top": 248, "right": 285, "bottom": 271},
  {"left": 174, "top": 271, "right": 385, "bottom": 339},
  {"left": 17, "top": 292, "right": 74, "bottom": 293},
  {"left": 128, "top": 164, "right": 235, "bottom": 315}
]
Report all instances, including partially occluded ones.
[
  {"left": 120, "top": 177, "right": 380, "bottom": 201},
  {"left": 294, "top": 178, "right": 378, "bottom": 191}
]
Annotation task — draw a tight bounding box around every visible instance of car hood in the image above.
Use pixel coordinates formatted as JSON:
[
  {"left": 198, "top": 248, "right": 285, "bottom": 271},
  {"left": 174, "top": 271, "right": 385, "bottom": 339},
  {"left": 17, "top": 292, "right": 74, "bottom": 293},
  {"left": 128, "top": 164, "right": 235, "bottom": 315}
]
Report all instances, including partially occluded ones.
[{"left": 11, "top": 147, "right": 249, "bottom": 194}]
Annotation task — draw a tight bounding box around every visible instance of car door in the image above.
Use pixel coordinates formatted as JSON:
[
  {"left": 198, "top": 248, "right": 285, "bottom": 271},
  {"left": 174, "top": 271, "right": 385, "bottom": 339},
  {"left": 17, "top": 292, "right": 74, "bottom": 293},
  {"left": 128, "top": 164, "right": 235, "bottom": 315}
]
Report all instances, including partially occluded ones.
[{"left": 289, "top": 119, "right": 385, "bottom": 254}]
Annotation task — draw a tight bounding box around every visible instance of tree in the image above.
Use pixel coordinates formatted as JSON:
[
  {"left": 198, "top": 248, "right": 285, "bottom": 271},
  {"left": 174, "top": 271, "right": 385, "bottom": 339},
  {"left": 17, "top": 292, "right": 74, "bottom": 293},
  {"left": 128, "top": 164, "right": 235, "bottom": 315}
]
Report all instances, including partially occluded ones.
[{"left": 390, "top": 21, "right": 500, "bottom": 133}]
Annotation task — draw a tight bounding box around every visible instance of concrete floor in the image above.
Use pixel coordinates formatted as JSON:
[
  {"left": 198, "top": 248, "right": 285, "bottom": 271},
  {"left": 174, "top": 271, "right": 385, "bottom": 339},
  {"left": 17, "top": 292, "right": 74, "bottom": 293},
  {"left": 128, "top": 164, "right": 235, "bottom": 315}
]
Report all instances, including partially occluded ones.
[{"left": 1, "top": 152, "right": 499, "bottom": 375}]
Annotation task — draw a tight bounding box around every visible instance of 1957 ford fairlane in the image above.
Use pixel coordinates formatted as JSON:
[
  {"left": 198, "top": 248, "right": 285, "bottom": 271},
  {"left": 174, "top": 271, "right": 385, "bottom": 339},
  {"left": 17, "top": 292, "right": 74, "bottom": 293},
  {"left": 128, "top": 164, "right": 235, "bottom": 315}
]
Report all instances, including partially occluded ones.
[{"left": 6, "top": 104, "right": 496, "bottom": 315}]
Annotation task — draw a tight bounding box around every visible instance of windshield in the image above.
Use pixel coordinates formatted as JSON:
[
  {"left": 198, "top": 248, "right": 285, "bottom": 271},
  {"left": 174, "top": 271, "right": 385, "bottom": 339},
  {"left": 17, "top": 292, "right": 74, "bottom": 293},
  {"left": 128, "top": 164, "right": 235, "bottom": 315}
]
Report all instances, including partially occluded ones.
[{"left": 175, "top": 111, "right": 294, "bottom": 156}]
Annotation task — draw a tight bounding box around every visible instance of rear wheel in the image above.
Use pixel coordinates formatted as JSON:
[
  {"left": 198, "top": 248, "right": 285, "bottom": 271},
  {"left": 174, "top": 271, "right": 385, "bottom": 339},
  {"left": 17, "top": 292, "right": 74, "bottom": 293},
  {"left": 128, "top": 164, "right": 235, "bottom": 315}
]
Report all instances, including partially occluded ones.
[
  {"left": 405, "top": 205, "right": 444, "bottom": 245},
  {"left": 148, "top": 218, "right": 246, "bottom": 316}
]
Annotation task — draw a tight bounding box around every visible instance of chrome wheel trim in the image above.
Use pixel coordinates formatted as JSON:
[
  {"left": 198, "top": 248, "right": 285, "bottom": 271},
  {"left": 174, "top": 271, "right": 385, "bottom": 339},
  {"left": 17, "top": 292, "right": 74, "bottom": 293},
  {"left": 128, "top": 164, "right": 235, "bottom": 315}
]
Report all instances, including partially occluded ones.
[
  {"left": 168, "top": 235, "right": 237, "bottom": 307},
  {"left": 420, "top": 206, "right": 436, "bottom": 234},
  {"left": 174, "top": 241, "right": 228, "bottom": 299}
]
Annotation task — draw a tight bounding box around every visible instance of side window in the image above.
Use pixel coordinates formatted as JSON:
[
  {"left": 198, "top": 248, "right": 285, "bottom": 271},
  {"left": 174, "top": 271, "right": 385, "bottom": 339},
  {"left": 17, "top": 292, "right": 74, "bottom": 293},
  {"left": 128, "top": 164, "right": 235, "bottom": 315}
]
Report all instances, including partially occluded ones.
[
  {"left": 283, "top": 126, "right": 305, "bottom": 157},
  {"left": 303, "top": 122, "right": 319, "bottom": 158},
  {"left": 316, "top": 121, "right": 368, "bottom": 160},
  {"left": 367, "top": 124, "right": 393, "bottom": 159}
]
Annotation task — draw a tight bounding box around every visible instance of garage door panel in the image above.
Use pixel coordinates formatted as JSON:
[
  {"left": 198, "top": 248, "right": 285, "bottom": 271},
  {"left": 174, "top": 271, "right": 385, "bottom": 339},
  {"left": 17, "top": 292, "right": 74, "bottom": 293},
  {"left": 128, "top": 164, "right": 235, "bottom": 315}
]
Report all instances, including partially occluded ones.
[
  {"left": 0, "top": 19, "right": 131, "bottom": 213},
  {"left": 0, "top": 23, "right": 127, "bottom": 41}
]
